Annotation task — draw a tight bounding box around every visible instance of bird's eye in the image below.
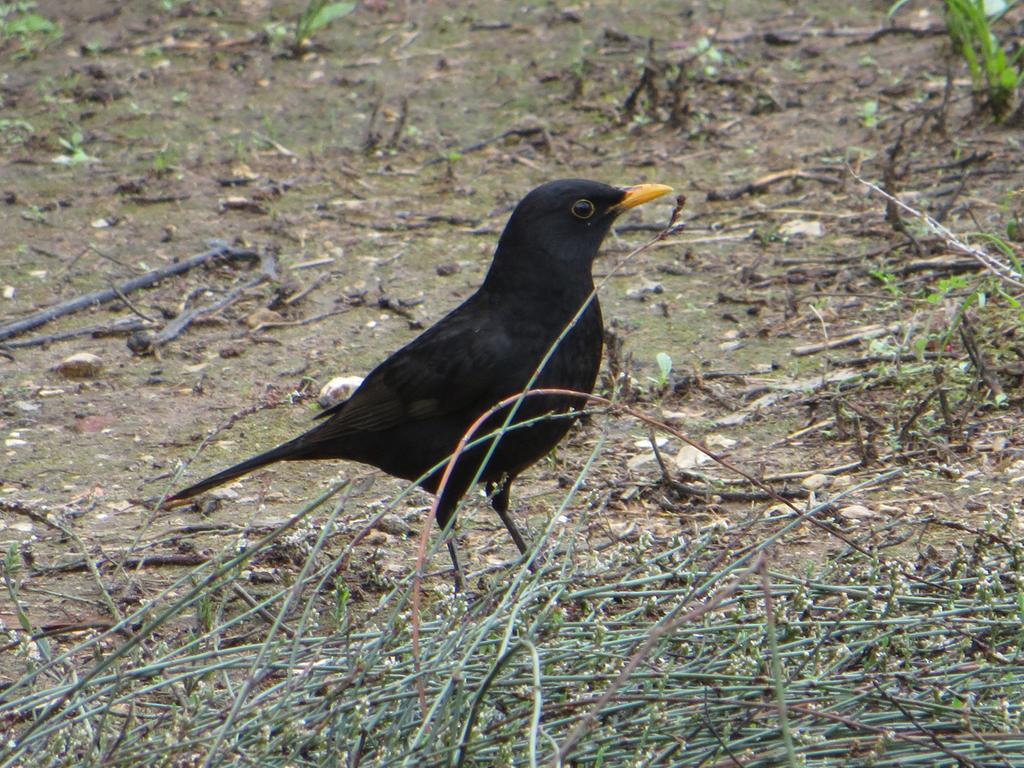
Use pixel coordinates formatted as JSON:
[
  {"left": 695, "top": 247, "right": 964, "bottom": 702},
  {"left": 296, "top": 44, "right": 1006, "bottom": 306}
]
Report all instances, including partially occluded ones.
[{"left": 571, "top": 199, "right": 595, "bottom": 220}]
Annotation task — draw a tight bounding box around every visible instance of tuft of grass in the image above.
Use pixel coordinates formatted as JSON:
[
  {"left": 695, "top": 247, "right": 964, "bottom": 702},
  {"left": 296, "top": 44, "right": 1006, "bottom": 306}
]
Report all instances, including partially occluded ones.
[
  {"left": 3, "top": 482, "right": 1023, "bottom": 767},
  {"left": 944, "top": 0, "right": 1022, "bottom": 120}
]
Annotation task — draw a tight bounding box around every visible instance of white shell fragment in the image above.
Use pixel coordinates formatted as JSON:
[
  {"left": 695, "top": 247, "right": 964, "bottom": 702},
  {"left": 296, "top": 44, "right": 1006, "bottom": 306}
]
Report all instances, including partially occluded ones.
[{"left": 318, "top": 376, "right": 365, "bottom": 409}]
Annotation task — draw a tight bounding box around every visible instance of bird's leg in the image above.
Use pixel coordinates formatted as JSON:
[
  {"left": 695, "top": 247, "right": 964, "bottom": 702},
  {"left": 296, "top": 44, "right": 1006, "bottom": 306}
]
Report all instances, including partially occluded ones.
[
  {"left": 495, "top": 509, "right": 529, "bottom": 556},
  {"left": 446, "top": 538, "right": 466, "bottom": 593},
  {"left": 436, "top": 499, "right": 468, "bottom": 591},
  {"left": 487, "top": 477, "right": 529, "bottom": 556}
]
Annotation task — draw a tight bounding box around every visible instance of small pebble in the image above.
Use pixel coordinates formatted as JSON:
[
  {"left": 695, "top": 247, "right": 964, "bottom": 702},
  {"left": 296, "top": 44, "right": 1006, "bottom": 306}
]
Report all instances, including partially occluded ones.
[
  {"left": 73, "top": 415, "right": 115, "bottom": 434},
  {"left": 218, "top": 344, "right": 243, "bottom": 359},
  {"left": 230, "top": 162, "right": 258, "bottom": 180},
  {"left": 801, "top": 473, "right": 830, "bottom": 491},
  {"left": 778, "top": 219, "right": 824, "bottom": 238},
  {"left": 364, "top": 529, "right": 391, "bottom": 547},
  {"left": 378, "top": 513, "right": 412, "bottom": 536},
  {"left": 839, "top": 504, "right": 873, "bottom": 520},
  {"left": 245, "top": 307, "right": 284, "bottom": 328},
  {"left": 219, "top": 196, "right": 266, "bottom": 213},
  {"left": 625, "top": 281, "right": 664, "bottom": 301},
  {"left": 55, "top": 352, "right": 102, "bottom": 379}
]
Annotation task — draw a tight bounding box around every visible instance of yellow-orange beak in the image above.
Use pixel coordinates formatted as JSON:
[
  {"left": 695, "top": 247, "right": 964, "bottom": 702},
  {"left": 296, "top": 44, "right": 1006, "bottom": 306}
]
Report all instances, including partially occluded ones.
[{"left": 611, "top": 183, "right": 674, "bottom": 214}]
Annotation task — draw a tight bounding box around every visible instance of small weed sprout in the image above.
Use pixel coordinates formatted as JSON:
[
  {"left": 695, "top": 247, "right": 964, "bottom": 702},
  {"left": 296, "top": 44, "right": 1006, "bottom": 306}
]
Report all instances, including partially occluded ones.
[
  {"left": 869, "top": 268, "right": 902, "bottom": 297},
  {"left": 330, "top": 581, "right": 350, "bottom": 628},
  {"left": 651, "top": 351, "right": 673, "bottom": 394},
  {"left": 293, "top": 0, "right": 355, "bottom": 56},
  {"left": 445, "top": 150, "right": 462, "bottom": 179},
  {"left": 0, "top": 2, "right": 60, "bottom": 57},
  {"left": 52, "top": 131, "right": 97, "bottom": 165},
  {"left": 690, "top": 36, "right": 724, "bottom": 77},
  {"left": 861, "top": 99, "right": 880, "bottom": 128},
  {"left": 0, "top": 117, "right": 33, "bottom": 145}
]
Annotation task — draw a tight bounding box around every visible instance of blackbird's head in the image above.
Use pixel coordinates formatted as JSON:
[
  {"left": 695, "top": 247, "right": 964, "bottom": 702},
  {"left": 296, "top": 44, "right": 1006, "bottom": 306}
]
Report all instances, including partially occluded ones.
[{"left": 490, "top": 179, "right": 673, "bottom": 284}]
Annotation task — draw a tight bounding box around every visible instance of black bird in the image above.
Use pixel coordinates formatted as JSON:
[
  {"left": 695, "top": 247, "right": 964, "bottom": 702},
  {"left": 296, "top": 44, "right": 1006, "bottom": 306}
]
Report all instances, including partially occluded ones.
[{"left": 167, "top": 179, "right": 672, "bottom": 587}]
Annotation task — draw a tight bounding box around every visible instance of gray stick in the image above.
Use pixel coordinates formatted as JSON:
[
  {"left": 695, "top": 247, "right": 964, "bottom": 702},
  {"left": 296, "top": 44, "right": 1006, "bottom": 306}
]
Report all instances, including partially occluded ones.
[{"left": 0, "top": 241, "right": 258, "bottom": 342}]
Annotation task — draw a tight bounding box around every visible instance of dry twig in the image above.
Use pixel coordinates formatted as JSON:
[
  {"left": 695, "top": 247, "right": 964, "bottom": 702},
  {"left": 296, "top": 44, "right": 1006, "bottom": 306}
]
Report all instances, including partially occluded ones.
[
  {"left": 855, "top": 172, "right": 1024, "bottom": 289},
  {"left": 0, "top": 243, "right": 258, "bottom": 343}
]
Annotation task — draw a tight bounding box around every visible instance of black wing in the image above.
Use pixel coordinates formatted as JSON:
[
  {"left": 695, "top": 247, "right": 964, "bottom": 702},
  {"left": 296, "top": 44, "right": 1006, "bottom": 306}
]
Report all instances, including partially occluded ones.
[{"left": 308, "top": 296, "right": 518, "bottom": 441}]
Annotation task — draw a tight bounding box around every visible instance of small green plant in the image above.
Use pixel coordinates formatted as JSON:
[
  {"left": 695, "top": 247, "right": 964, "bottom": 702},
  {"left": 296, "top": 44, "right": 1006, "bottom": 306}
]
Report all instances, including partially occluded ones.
[
  {"left": 292, "top": 0, "right": 355, "bottom": 56},
  {"left": 2, "top": 544, "right": 51, "bottom": 664},
  {"left": 860, "top": 99, "right": 880, "bottom": 128},
  {"left": 152, "top": 146, "right": 179, "bottom": 173},
  {"left": 869, "top": 268, "right": 903, "bottom": 297},
  {"left": 925, "top": 274, "right": 972, "bottom": 303},
  {"left": 689, "top": 36, "right": 724, "bottom": 77},
  {"left": 649, "top": 352, "right": 673, "bottom": 393},
  {"left": 0, "top": 117, "right": 33, "bottom": 145},
  {"left": 444, "top": 150, "right": 462, "bottom": 179},
  {"left": 781, "top": 57, "right": 804, "bottom": 73},
  {"left": 195, "top": 591, "right": 214, "bottom": 632},
  {"left": 52, "top": 130, "right": 97, "bottom": 165},
  {"left": 1007, "top": 215, "right": 1023, "bottom": 242},
  {"left": 330, "top": 581, "right": 350, "bottom": 629},
  {"left": 752, "top": 224, "right": 781, "bottom": 244},
  {"left": 263, "top": 20, "right": 290, "bottom": 47},
  {"left": 0, "top": 2, "right": 60, "bottom": 56},
  {"left": 944, "top": 0, "right": 1022, "bottom": 120},
  {"left": 20, "top": 204, "right": 46, "bottom": 223}
]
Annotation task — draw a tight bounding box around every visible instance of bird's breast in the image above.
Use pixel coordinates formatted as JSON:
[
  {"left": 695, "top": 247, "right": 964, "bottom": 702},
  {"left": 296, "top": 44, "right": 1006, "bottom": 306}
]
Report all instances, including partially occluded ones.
[{"left": 525, "top": 299, "right": 603, "bottom": 390}]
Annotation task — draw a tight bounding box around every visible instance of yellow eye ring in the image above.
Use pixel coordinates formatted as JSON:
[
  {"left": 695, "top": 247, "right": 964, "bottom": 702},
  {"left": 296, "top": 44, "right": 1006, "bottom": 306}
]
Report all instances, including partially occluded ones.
[{"left": 571, "top": 199, "right": 595, "bottom": 219}]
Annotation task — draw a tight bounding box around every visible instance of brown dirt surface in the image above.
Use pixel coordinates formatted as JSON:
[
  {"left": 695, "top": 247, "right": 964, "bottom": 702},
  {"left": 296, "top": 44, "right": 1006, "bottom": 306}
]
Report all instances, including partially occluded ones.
[{"left": 2, "top": 0, "right": 1023, "bottom": 684}]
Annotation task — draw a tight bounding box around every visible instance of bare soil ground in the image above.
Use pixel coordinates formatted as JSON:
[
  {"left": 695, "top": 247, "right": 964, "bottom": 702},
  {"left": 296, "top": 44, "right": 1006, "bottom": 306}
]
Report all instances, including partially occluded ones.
[{"left": 2, "top": 0, "right": 1022, "bottom": 702}]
